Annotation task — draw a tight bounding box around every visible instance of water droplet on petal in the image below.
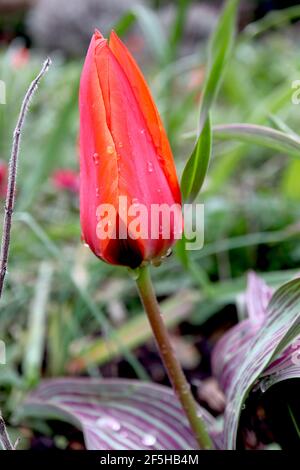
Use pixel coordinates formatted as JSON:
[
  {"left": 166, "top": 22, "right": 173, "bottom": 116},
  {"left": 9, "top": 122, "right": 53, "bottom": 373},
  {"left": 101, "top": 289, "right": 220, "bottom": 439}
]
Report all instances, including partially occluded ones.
[
  {"left": 142, "top": 434, "right": 156, "bottom": 446},
  {"left": 96, "top": 416, "right": 121, "bottom": 432},
  {"left": 107, "top": 145, "right": 114, "bottom": 154},
  {"left": 131, "top": 197, "right": 139, "bottom": 207},
  {"left": 96, "top": 187, "right": 100, "bottom": 197},
  {"left": 140, "top": 128, "right": 146, "bottom": 135},
  {"left": 241, "top": 403, "right": 246, "bottom": 410},
  {"left": 147, "top": 161, "right": 153, "bottom": 173},
  {"left": 93, "top": 152, "right": 99, "bottom": 165},
  {"left": 118, "top": 142, "right": 123, "bottom": 148}
]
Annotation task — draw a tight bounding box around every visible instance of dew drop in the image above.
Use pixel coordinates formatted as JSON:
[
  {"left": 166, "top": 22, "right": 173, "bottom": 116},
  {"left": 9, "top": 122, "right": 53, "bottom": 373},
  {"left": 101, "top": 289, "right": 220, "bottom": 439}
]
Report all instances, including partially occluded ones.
[
  {"left": 157, "top": 188, "right": 161, "bottom": 194},
  {"left": 118, "top": 142, "right": 123, "bottom": 148},
  {"left": 166, "top": 248, "right": 172, "bottom": 257},
  {"left": 241, "top": 403, "right": 246, "bottom": 410},
  {"left": 147, "top": 161, "right": 153, "bottom": 173},
  {"left": 96, "top": 187, "right": 100, "bottom": 197},
  {"left": 96, "top": 416, "right": 121, "bottom": 432},
  {"left": 107, "top": 145, "right": 114, "bottom": 154},
  {"left": 140, "top": 128, "right": 146, "bottom": 135},
  {"left": 142, "top": 434, "right": 156, "bottom": 446},
  {"left": 260, "top": 381, "right": 267, "bottom": 393},
  {"left": 259, "top": 376, "right": 275, "bottom": 393},
  {"left": 131, "top": 197, "right": 139, "bottom": 207},
  {"left": 93, "top": 152, "right": 99, "bottom": 165}
]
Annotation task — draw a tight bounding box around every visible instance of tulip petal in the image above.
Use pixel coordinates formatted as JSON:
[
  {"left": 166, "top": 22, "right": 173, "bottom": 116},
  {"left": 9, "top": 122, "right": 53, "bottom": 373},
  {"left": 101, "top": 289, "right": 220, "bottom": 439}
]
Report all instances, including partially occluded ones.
[
  {"left": 94, "top": 41, "right": 179, "bottom": 260},
  {"left": 80, "top": 31, "right": 182, "bottom": 267},
  {"left": 79, "top": 34, "right": 119, "bottom": 259},
  {"left": 109, "top": 31, "right": 181, "bottom": 204}
]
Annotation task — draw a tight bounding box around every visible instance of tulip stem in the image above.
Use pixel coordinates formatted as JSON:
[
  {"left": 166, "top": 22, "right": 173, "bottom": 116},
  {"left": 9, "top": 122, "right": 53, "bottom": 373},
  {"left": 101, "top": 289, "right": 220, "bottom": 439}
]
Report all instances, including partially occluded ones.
[{"left": 135, "top": 265, "right": 213, "bottom": 450}]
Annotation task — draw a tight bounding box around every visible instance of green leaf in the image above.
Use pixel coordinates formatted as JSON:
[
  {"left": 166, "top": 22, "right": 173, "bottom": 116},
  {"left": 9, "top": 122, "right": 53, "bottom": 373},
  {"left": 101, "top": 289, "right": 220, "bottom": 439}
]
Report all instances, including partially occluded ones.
[
  {"left": 206, "top": 80, "right": 294, "bottom": 194},
  {"left": 198, "top": 0, "right": 239, "bottom": 133},
  {"left": 282, "top": 160, "right": 300, "bottom": 200},
  {"left": 23, "top": 262, "right": 53, "bottom": 386},
  {"left": 245, "top": 5, "right": 300, "bottom": 38},
  {"left": 167, "top": 0, "right": 192, "bottom": 62},
  {"left": 113, "top": 12, "right": 136, "bottom": 37},
  {"left": 181, "top": 115, "right": 212, "bottom": 203},
  {"left": 180, "top": 0, "right": 239, "bottom": 204},
  {"left": 213, "top": 123, "right": 300, "bottom": 158}
]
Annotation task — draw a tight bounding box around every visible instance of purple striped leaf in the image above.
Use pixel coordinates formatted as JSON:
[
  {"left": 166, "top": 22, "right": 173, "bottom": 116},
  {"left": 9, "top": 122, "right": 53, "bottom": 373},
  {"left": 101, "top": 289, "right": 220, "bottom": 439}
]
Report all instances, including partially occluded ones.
[
  {"left": 18, "top": 378, "right": 221, "bottom": 450},
  {"left": 212, "top": 273, "right": 300, "bottom": 449},
  {"left": 258, "top": 339, "right": 300, "bottom": 391},
  {"left": 212, "top": 272, "right": 273, "bottom": 392}
]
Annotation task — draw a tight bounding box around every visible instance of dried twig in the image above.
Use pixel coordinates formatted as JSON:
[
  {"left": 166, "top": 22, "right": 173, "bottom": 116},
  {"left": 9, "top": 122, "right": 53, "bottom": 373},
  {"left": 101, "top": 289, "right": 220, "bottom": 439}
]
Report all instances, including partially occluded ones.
[
  {"left": 0, "top": 58, "right": 51, "bottom": 451},
  {"left": 0, "top": 57, "right": 51, "bottom": 298},
  {"left": 0, "top": 415, "right": 14, "bottom": 450}
]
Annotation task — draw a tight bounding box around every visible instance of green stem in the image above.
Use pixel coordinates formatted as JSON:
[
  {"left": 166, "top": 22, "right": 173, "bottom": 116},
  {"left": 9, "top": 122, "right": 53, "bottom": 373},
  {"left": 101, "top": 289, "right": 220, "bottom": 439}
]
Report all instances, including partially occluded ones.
[{"left": 135, "top": 265, "right": 213, "bottom": 450}]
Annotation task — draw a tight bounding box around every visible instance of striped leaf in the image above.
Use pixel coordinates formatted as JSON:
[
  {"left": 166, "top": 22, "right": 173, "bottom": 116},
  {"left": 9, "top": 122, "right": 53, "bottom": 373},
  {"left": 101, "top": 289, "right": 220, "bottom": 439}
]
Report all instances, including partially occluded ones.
[
  {"left": 258, "top": 341, "right": 300, "bottom": 392},
  {"left": 212, "top": 272, "right": 273, "bottom": 393},
  {"left": 18, "top": 378, "right": 221, "bottom": 450},
  {"left": 213, "top": 274, "right": 300, "bottom": 448}
]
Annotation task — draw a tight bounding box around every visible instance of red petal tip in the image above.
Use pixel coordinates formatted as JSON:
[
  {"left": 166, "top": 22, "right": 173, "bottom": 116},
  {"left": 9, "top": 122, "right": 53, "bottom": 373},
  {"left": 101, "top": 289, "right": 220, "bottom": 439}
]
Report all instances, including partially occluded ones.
[{"left": 94, "top": 29, "right": 104, "bottom": 40}]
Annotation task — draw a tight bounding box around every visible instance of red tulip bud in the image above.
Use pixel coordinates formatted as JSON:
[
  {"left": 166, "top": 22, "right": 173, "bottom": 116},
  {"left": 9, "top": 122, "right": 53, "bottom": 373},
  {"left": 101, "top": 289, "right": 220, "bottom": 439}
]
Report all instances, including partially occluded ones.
[{"left": 79, "top": 30, "right": 182, "bottom": 268}]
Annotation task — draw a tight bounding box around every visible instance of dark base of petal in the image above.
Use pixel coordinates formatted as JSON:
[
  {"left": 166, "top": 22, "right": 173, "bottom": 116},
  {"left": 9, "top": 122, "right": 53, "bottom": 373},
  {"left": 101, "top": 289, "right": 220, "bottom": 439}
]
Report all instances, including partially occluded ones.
[{"left": 105, "top": 237, "right": 144, "bottom": 269}]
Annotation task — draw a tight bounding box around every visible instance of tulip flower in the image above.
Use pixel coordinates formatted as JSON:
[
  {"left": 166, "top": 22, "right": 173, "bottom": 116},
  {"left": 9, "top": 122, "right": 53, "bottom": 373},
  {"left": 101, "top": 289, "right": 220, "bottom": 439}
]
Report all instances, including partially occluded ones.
[
  {"left": 79, "top": 30, "right": 182, "bottom": 269},
  {"left": 79, "top": 30, "right": 212, "bottom": 450}
]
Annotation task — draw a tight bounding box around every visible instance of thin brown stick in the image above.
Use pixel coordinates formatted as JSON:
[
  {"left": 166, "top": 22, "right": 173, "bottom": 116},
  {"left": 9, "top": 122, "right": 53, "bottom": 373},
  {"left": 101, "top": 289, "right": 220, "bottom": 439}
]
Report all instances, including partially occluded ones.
[
  {"left": 0, "top": 415, "right": 14, "bottom": 450},
  {"left": 0, "top": 58, "right": 51, "bottom": 298},
  {"left": 0, "top": 58, "right": 51, "bottom": 451}
]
